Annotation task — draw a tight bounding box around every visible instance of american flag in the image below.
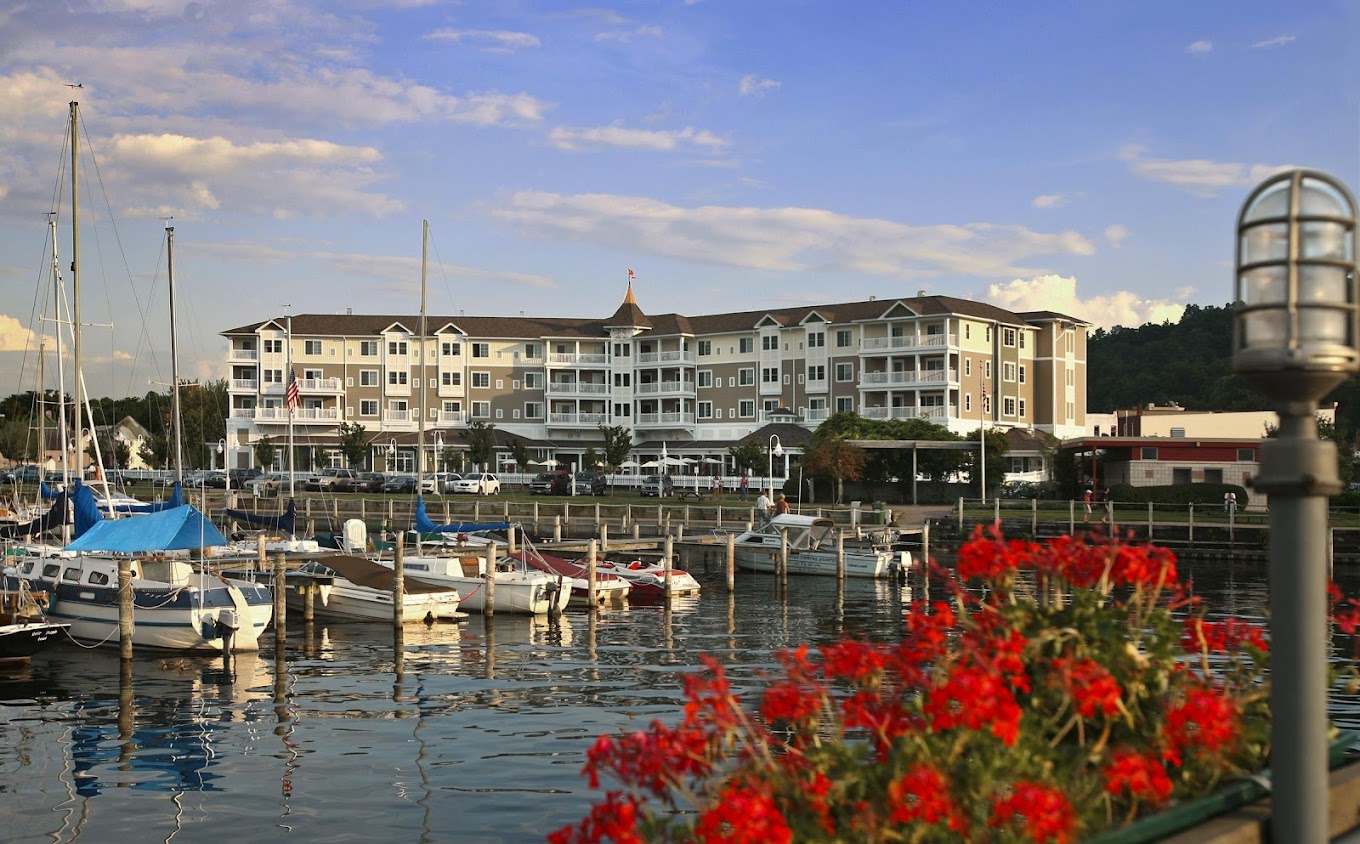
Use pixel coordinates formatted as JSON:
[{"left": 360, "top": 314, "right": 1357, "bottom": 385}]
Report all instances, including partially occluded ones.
[
  {"left": 627, "top": 268, "right": 635, "bottom": 280},
  {"left": 285, "top": 368, "right": 300, "bottom": 412},
  {"left": 981, "top": 383, "right": 988, "bottom": 414}
]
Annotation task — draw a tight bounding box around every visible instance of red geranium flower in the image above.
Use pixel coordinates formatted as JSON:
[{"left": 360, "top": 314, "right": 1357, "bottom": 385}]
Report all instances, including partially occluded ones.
[
  {"left": 1104, "top": 748, "right": 1174, "bottom": 805},
  {"left": 694, "top": 784, "right": 793, "bottom": 844},
  {"left": 989, "top": 781, "right": 1077, "bottom": 843}
]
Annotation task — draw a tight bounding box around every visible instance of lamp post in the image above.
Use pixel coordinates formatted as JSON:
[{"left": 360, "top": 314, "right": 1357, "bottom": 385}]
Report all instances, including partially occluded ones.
[
  {"left": 219, "top": 438, "right": 230, "bottom": 505},
  {"left": 768, "top": 434, "right": 784, "bottom": 499},
  {"left": 388, "top": 439, "right": 398, "bottom": 473},
  {"left": 1234, "top": 169, "right": 1358, "bottom": 844}
]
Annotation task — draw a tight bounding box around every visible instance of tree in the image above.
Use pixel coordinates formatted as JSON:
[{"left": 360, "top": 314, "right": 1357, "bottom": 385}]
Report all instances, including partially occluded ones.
[
  {"left": 968, "top": 427, "right": 1010, "bottom": 496},
  {"left": 139, "top": 433, "right": 170, "bottom": 470},
  {"left": 801, "top": 436, "right": 867, "bottom": 504},
  {"left": 509, "top": 438, "right": 531, "bottom": 476},
  {"left": 462, "top": 421, "right": 496, "bottom": 471},
  {"left": 254, "top": 436, "right": 277, "bottom": 471},
  {"left": 598, "top": 424, "right": 633, "bottom": 473},
  {"left": 337, "top": 421, "right": 369, "bottom": 469},
  {"left": 0, "top": 418, "right": 35, "bottom": 463},
  {"left": 727, "top": 442, "right": 767, "bottom": 477},
  {"left": 582, "top": 446, "right": 600, "bottom": 472}
]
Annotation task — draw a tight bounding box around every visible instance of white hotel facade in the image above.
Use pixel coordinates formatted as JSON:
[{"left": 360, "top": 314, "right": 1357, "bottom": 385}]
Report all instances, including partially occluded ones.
[{"left": 220, "top": 285, "right": 1089, "bottom": 473}]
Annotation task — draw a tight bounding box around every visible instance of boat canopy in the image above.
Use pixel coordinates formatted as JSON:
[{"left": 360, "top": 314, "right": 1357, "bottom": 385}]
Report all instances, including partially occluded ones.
[
  {"left": 225, "top": 498, "right": 297, "bottom": 537},
  {"left": 105, "top": 483, "right": 184, "bottom": 514},
  {"left": 64, "top": 503, "right": 228, "bottom": 552},
  {"left": 317, "top": 554, "right": 458, "bottom": 595},
  {"left": 414, "top": 497, "right": 510, "bottom": 534}
]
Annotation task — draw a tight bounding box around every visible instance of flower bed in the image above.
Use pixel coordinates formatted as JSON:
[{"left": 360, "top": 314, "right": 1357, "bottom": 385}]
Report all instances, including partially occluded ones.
[{"left": 552, "top": 526, "right": 1360, "bottom": 843}]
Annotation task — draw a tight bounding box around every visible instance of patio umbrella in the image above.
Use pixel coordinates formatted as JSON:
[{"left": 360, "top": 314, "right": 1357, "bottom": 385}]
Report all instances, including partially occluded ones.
[
  {"left": 619, "top": 460, "right": 641, "bottom": 468},
  {"left": 641, "top": 460, "right": 660, "bottom": 468}
]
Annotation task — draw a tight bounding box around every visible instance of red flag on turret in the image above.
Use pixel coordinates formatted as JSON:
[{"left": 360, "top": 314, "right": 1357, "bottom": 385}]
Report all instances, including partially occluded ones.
[{"left": 627, "top": 268, "right": 635, "bottom": 280}]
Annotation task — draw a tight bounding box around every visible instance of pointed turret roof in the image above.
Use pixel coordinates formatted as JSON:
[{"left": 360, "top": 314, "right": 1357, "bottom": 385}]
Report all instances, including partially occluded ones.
[{"left": 603, "top": 282, "right": 653, "bottom": 329}]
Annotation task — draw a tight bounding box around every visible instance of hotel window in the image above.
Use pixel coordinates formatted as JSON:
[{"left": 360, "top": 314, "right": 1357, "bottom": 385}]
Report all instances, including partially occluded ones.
[
  {"left": 762, "top": 335, "right": 779, "bottom": 351},
  {"left": 443, "top": 400, "right": 461, "bottom": 414},
  {"left": 524, "top": 402, "right": 543, "bottom": 419},
  {"left": 304, "top": 340, "right": 322, "bottom": 355},
  {"left": 1020, "top": 333, "right": 1026, "bottom": 349},
  {"left": 739, "top": 337, "right": 754, "bottom": 354},
  {"left": 698, "top": 371, "right": 713, "bottom": 388},
  {"left": 807, "top": 332, "right": 824, "bottom": 348},
  {"left": 1019, "top": 365, "right": 1026, "bottom": 384},
  {"left": 303, "top": 368, "right": 323, "bottom": 381},
  {"left": 471, "top": 371, "right": 490, "bottom": 388},
  {"left": 360, "top": 370, "right": 379, "bottom": 387},
  {"left": 698, "top": 340, "right": 712, "bottom": 356},
  {"left": 441, "top": 371, "right": 461, "bottom": 387},
  {"left": 1237, "top": 448, "right": 1256, "bottom": 461},
  {"left": 613, "top": 373, "right": 631, "bottom": 387},
  {"left": 762, "top": 367, "right": 779, "bottom": 383},
  {"left": 263, "top": 369, "right": 282, "bottom": 384},
  {"left": 984, "top": 361, "right": 991, "bottom": 379},
  {"left": 835, "top": 329, "right": 852, "bottom": 348},
  {"left": 835, "top": 362, "right": 854, "bottom": 382},
  {"left": 965, "top": 394, "right": 972, "bottom": 412},
  {"left": 441, "top": 341, "right": 461, "bottom": 356},
  {"left": 613, "top": 403, "right": 631, "bottom": 418},
  {"left": 359, "top": 340, "right": 378, "bottom": 356},
  {"left": 525, "top": 372, "right": 543, "bottom": 389},
  {"left": 1003, "top": 328, "right": 1016, "bottom": 347},
  {"left": 1003, "top": 397, "right": 1016, "bottom": 416},
  {"left": 388, "top": 371, "right": 408, "bottom": 386},
  {"left": 1066, "top": 367, "right": 1074, "bottom": 386},
  {"left": 360, "top": 400, "right": 377, "bottom": 416},
  {"left": 1018, "top": 398, "right": 1026, "bottom": 418},
  {"left": 1003, "top": 362, "right": 1016, "bottom": 382},
  {"left": 698, "top": 401, "right": 713, "bottom": 419},
  {"left": 471, "top": 401, "right": 491, "bottom": 418},
  {"left": 964, "top": 359, "right": 972, "bottom": 377},
  {"left": 524, "top": 343, "right": 539, "bottom": 359},
  {"left": 986, "top": 327, "right": 991, "bottom": 342},
  {"left": 836, "top": 397, "right": 854, "bottom": 413},
  {"left": 472, "top": 342, "right": 489, "bottom": 358},
  {"left": 264, "top": 339, "right": 282, "bottom": 354},
  {"left": 738, "top": 368, "right": 755, "bottom": 386},
  {"left": 738, "top": 400, "right": 755, "bottom": 418},
  {"left": 388, "top": 340, "right": 408, "bottom": 356},
  {"left": 1066, "top": 401, "right": 1075, "bottom": 420},
  {"left": 1141, "top": 447, "right": 1159, "bottom": 460},
  {"left": 965, "top": 325, "right": 971, "bottom": 340},
  {"left": 807, "top": 365, "right": 825, "bottom": 381}
]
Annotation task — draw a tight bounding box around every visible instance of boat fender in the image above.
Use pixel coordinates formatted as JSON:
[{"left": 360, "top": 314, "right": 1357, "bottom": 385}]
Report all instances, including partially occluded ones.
[{"left": 628, "top": 561, "right": 641, "bottom": 570}]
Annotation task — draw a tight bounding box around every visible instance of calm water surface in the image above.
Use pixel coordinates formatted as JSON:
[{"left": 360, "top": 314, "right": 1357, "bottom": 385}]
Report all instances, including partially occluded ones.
[{"left": 2, "top": 552, "right": 1357, "bottom": 844}]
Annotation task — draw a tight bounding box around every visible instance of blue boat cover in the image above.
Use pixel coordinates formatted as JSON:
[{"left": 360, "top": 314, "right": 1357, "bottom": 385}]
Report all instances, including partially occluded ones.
[
  {"left": 72, "top": 480, "right": 103, "bottom": 538},
  {"left": 413, "top": 497, "right": 510, "bottom": 534},
  {"left": 64, "top": 503, "right": 228, "bottom": 552},
  {"left": 107, "top": 482, "right": 184, "bottom": 514},
  {"left": 224, "top": 498, "right": 297, "bottom": 537}
]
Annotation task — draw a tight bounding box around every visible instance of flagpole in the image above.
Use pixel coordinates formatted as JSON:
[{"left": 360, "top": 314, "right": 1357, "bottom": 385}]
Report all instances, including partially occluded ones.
[
  {"left": 980, "top": 384, "right": 986, "bottom": 505},
  {"left": 286, "top": 310, "right": 295, "bottom": 500}
]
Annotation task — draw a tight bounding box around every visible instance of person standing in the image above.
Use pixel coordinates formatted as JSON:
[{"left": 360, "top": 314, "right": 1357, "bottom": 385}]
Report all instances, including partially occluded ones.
[
  {"left": 739, "top": 474, "right": 749, "bottom": 500},
  {"left": 755, "top": 490, "right": 772, "bottom": 526},
  {"left": 1082, "top": 488, "right": 1093, "bottom": 522},
  {"left": 775, "top": 493, "right": 791, "bottom": 516},
  {"left": 712, "top": 474, "right": 722, "bottom": 498}
]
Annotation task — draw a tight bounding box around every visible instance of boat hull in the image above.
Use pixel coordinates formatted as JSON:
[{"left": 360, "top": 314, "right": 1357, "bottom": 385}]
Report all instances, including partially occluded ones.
[
  {"left": 0, "top": 621, "right": 69, "bottom": 662},
  {"left": 733, "top": 546, "right": 906, "bottom": 578},
  {"left": 286, "top": 582, "right": 463, "bottom": 623}
]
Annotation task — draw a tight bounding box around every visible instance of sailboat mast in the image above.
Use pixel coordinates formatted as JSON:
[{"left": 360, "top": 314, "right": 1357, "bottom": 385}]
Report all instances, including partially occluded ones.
[
  {"left": 50, "top": 219, "right": 70, "bottom": 489},
  {"left": 167, "top": 224, "right": 184, "bottom": 484},
  {"left": 286, "top": 312, "right": 295, "bottom": 499},
  {"left": 69, "top": 100, "right": 83, "bottom": 482},
  {"left": 418, "top": 220, "right": 428, "bottom": 481}
]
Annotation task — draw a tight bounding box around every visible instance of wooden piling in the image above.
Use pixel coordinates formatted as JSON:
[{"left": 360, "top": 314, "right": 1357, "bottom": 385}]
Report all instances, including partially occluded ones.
[
  {"left": 256, "top": 533, "right": 266, "bottom": 573},
  {"left": 485, "top": 540, "right": 497, "bottom": 617},
  {"left": 779, "top": 528, "right": 789, "bottom": 586},
  {"left": 663, "top": 535, "right": 674, "bottom": 607},
  {"left": 600, "top": 523, "right": 609, "bottom": 552},
  {"left": 725, "top": 532, "right": 735, "bottom": 593},
  {"left": 119, "top": 558, "right": 133, "bottom": 660},
  {"left": 273, "top": 552, "right": 287, "bottom": 644},
  {"left": 553, "top": 515, "right": 562, "bottom": 542},
  {"left": 587, "top": 539, "right": 598, "bottom": 610},
  {"left": 836, "top": 529, "right": 845, "bottom": 580},
  {"left": 394, "top": 532, "right": 405, "bottom": 630}
]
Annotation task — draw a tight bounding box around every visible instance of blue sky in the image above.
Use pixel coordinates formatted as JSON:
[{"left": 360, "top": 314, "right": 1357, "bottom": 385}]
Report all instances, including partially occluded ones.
[{"left": 0, "top": 0, "right": 1355, "bottom": 398}]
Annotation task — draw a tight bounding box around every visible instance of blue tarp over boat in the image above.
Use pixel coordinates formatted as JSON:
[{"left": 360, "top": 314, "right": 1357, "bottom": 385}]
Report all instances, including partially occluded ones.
[
  {"left": 64, "top": 503, "right": 228, "bottom": 552},
  {"left": 224, "top": 498, "right": 297, "bottom": 537},
  {"left": 414, "top": 497, "right": 510, "bottom": 534}
]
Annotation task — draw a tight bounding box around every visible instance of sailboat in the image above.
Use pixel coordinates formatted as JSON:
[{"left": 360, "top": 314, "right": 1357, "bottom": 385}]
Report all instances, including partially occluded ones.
[
  {"left": 382, "top": 221, "right": 569, "bottom": 615},
  {"left": 2, "top": 109, "right": 271, "bottom": 652}
]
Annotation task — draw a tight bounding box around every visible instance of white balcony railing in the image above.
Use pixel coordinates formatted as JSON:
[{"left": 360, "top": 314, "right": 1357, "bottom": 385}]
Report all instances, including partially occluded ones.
[
  {"left": 230, "top": 408, "right": 255, "bottom": 419},
  {"left": 547, "top": 352, "right": 609, "bottom": 366},
  {"left": 254, "top": 407, "right": 339, "bottom": 423},
  {"left": 384, "top": 410, "right": 412, "bottom": 424},
  {"left": 546, "top": 382, "right": 610, "bottom": 395},
  {"left": 228, "top": 347, "right": 259, "bottom": 361},
  {"left": 859, "top": 368, "right": 957, "bottom": 388},
  {"left": 859, "top": 333, "right": 957, "bottom": 353},
  {"left": 805, "top": 407, "right": 831, "bottom": 423},
  {"left": 297, "top": 377, "right": 341, "bottom": 392},
  {"left": 231, "top": 379, "right": 258, "bottom": 391},
  {"left": 635, "top": 412, "right": 695, "bottom": 427},
  {"left": 635, "top": 381, "right": 693, "bottom": 394},
  {"left": 547, "top": 412, "right": 609, "bottom": 426},
  {"left": 861, "top": 405, "right": 950, "bottom": 421},
  {"left": 436, "top": 411, "right": 466, "bottom": 425},
  {"left": 636, "top": 350, "right": 695, "bottom": 365}
]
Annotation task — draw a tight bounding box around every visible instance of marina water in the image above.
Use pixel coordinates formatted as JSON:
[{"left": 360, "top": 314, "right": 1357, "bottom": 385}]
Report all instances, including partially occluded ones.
[{"left": 4, "top": 550, "right": 1359, "bottom": 844}]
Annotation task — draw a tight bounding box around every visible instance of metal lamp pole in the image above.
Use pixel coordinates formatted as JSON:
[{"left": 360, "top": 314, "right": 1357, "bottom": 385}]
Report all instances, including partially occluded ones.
[
  {"left": 1234, "top": 169, "right": 1359, "bottom": 844},
  {"left": 768, "top": 434, "right": 783, "bottom": 499}
]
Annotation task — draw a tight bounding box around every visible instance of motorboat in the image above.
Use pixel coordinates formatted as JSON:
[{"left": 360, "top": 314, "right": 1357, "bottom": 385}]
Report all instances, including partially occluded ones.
[
  {"left": 594, "top": 557, "right": 701, "bottom": 600},
  {"left": 283, "top": 555, "right": 464, "bottom": 623},
  {"left": 0, "top": 584, "right": 69, "bottom": 665},
  {"left": 731, "top": 514, "right": 910, "bottom": 578},
  {"left": 509, "top": 548, "right": 630, "bottom": 608}
]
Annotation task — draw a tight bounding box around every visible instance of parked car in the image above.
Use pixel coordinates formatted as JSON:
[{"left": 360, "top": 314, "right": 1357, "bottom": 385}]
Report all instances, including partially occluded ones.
[
  {"left": 229, "top": 467, "right": 263, "bottom": 487},
  {"left": 247, "top": 473, "right": 289, "bottom": 496},
  {"left": 382, "top": 475, "right": 417, "bottom": 494},
  {"left": 530, "top": 472, "right": 569, "bottom": 495},
  {"left": 449, "top": 472, "right": 500, "bottom": 495},
  {"left": 14, "top": 465, "right": 41, "bottom": 483},
  {"left": 201, "top": 471, "right": 228, "bottom": 489},
  {"left": 574, "top": 471, "right": 607, "bottom": 496},
  {"left": 418, "top": 472, "right": 461, "bottom": 495},
  {"left": 339, "top": 472, "right": 386, "bottom": 493},
  {"left": 641, "top": 474, "right": 674, "bottom": 497},
  {"left": 305, "top": 467, "right": 358, "bottom": 492}
]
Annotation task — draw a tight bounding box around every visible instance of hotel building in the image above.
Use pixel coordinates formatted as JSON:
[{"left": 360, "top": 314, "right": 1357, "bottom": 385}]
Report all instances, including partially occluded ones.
[{"left": 220, "top": 285, "right": 1088, "bottom": 473}]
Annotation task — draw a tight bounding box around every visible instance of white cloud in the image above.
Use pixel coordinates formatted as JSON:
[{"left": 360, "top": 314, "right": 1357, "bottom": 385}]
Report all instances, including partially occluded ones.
[
  {"left": 425, "top": 28, "right": 542, "bottom": 51},
  {"left": 1031, "top": 193, "right": 1066, "bottom": 209},
  {"left": 1104, "top": 224, "right": 1130, "bottom": 247},
  {"left": 548, "top": 125, "right": 728, "bottom": 152},
  {"left": 0, "top": 315, "right": 37, "bottom": 352},
  {"left": 1251, "top": 34, "right": 1295, "bottom": 49},
  {"left": 595, "top": 25, "right": 664, "bottom": 43},
  {"left": 1186, "top": 40, "right": 1213, "bottom": 55},
  {"left": 495, "top": 192, "right": 1095, "bottom": 279},
  {"left": 1120, "top": 145, "right": 1288, "bottom": 195},
  {"left": 739, "top": 74, "right": 780, "bottom": 97},
  {"left": 986, "top": 274, "right": 1186, "bottom": 331}
]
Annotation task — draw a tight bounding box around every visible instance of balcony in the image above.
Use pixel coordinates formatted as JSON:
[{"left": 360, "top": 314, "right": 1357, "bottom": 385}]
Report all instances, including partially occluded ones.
[
  {"left": 547, "top": 412, "right": 609, "bottom": 427},
  {"left": 859, "top": 368, "right": 956, "bottom": 389},
  {"left": 546, "top": 382, "right": 610, "bottom": 395},
  {"left": 254, "top": 407, "right": 340, "bottom": 424},
  {"left": 635, "top": 411, "right": 695, "bottom": 428},
  {"left": 859, "top": 333, "right": 956, "bottom": 353},
  {"left": 297, "top": 377, "right": 341, "bottom": 392},
  {"left": 435, "top": 411, "right": 466, "bottom": 425},
  {"left": 228, "top": 347, "right": 259, "bottom": 362},
  {"left": 805, "top": 407, "right": 831, "bottom": 423},
  {"left": 636, "top": 350, "right": 694, "bottom": 365},
  {"left": 231, "top": 379, "right": 258, "bottom": 391},
  {"left": 230, "top": 408, "right": 255, "bottom": 419},
  {"left": 635, "top": 381, "right": 693, "bottom": 395},
  {"left": 547, "top": 352, "right": 609, "bottom": 366},
  {"left": 860, "top": 405, "right": 950, "bottom": 422}
]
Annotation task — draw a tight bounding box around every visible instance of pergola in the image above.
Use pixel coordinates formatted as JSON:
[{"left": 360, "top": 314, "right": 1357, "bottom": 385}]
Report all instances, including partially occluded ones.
[{"left": 846, "top": 439, "right": 980, "bottom": 505}]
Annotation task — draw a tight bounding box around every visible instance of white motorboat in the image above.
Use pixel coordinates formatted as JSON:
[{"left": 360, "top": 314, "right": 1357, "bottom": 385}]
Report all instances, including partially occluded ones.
[
  {"left": 283, "top": 556, "right": 464, "bottom": 623},
  {"left": 394, "top": 547, "right": 571, "bottom": 616},
  {"left": 594, "top": 558, "right": 702, "bottom": 599},
  {"left": 732, "top": 514, "right": 910, "bottom": 578}
]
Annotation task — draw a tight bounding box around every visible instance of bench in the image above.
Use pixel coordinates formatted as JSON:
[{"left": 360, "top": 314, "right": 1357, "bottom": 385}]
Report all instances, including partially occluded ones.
[{"left": 675, "top": 490, "right": 707, "bottom": 502}]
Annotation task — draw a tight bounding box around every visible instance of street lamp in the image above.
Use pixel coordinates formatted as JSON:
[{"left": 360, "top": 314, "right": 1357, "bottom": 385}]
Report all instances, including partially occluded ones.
[
  {"left": 768, "top": 434, "right": 784, "bottom": 499},
  {"left": 388, "top": 439, "right": 398, "bottom": 473},
  {"left": 219, "top": 438, "right": 229, "bottom": 502},
  {"left": 1234, "top": 169, "right": 1359, "bottom": 844}
]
